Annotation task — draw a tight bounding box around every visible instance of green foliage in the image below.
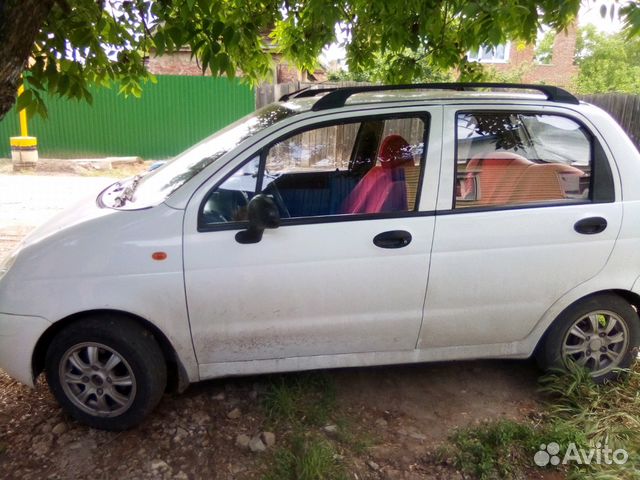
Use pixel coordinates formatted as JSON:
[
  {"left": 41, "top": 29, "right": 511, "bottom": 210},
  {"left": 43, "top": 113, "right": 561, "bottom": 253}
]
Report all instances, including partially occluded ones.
[
  {"left": 443, "top": 420, "right": 545, "bottom": 479},
  {"left": 11, "top": 0, "right": 589, "bottom": 118},
  {"left": 574, "top": 25, "right": 640, "bottom": 94},
  {"left": 15, "top": 1, "right": 640, "bottom": 118},
  {"left": 441, "top": 417, "right": 589, "bottom": 479},
  {"left": 263, "top": 433, "right": 348, "bottom": 480},
  {"left": 443, "top": 363, "right": 640, "bottom": 480},
  {"left": 541, "top": 363, "right": 640, "bottom": 460},
  {"left": 539, "top": 363, "right": 640, "bottom": 479},
  {"left": 328, "top": 49, "right": 455, "bottom": 83},
  {"left": 482, "top": 62, "right": 532, "bottom": 84},
  {"left": 262, "top": 373, "right": 336, "bottom": 427},
  {"left": 535, "top": 29, "right": 556, "bottom": 64}
]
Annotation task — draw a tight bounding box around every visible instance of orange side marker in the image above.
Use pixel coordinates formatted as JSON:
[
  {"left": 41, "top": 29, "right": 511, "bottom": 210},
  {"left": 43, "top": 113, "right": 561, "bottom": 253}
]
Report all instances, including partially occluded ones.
[{"left": 152, "top": 251, "right": 167, "bottom": 261}]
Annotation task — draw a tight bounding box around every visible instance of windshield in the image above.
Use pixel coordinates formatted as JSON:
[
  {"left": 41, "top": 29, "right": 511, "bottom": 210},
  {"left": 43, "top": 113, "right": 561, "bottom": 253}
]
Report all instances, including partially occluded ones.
[{"left": 109, "top": 103, "right": 301, "bottom": 208}]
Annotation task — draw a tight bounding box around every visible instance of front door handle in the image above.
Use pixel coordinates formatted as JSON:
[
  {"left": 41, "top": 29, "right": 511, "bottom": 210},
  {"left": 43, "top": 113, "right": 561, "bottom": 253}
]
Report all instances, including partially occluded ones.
[
  {"left": 373, "top": 230, "right": 412, "bottom": 249},
  {"left": 574, "top": 217, "right": 607, "bottom": 235}
]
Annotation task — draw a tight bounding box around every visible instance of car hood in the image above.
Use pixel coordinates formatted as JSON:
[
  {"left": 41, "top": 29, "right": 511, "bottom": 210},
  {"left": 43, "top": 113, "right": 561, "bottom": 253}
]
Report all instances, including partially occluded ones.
[{"left": 19, "top": 191, "right": 115, "bottom": 250}]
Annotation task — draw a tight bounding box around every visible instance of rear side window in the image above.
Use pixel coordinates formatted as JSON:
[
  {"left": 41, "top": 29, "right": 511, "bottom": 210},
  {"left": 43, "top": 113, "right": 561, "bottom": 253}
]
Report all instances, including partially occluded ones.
[{"left": 455, "top": 112, "right": 604, "bottom": 209}]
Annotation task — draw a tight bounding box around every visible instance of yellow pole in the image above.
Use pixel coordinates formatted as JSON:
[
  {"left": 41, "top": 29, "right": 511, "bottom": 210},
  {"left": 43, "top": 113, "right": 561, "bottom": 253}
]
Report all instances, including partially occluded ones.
[
  {"left": 10, "top": 81, "right": 38, "bottom": 171},
  {"left": 17, "top": 84, "right": 28, "bottom": 137}
]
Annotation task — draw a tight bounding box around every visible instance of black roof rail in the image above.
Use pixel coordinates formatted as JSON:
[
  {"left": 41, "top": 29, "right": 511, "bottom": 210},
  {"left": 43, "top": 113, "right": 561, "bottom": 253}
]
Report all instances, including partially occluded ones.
[
  {"left": 310, "top": 82, "right": 580, "bottom": 111},
  {"left": 279, "top": 87, "right": 338, "bottom": 102}
]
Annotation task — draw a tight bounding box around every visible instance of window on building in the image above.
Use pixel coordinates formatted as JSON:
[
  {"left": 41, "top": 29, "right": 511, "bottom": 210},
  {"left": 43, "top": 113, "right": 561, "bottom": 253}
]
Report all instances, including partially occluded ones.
[{"left": 467, "top": 43, "right": 511, "bottom": 63}]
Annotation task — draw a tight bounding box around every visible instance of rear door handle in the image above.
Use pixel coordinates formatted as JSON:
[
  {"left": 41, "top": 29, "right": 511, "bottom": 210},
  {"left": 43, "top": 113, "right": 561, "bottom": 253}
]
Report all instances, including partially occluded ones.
[
  {"left": 574, "top": 217, "right": 607, "bottom": 235},
  {"left": 373, "top": 230, "right": 412, "bottom": 249}
]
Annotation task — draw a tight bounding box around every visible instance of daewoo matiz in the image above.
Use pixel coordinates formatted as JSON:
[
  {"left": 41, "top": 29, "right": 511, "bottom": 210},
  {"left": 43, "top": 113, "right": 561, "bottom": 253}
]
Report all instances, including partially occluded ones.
[{"left": 1, "top": 83, "right": 639, "bottom": 430}]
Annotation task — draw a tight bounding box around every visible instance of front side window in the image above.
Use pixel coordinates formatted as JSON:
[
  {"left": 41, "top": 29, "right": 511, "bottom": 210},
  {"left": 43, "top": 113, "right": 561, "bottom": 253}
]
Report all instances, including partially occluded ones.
[
  {"left": 106, "top": 104, "right": 301, "bottom": 209},
  {"left": 455, "top": 112, "right": 593, "bottom": 209},
  {"left": 200, "top": 115, "right": 428, "bottom": 227}
]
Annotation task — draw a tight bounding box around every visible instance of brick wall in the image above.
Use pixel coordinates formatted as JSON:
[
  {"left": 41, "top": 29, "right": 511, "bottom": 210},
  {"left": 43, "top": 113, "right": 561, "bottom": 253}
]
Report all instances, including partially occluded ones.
[
  {"left": 148, "top": 50, "right": 327, "bottom": 83},
  {"left": 147, "top": 49, "right": 205, "bottom": 76},
  {"left": 490, "top": 23, "right": 578, "bottom": 87}
]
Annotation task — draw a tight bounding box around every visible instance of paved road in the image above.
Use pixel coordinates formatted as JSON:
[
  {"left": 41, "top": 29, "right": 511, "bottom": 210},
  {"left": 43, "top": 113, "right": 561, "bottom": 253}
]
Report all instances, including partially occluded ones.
[{"left": 0, "top": 175, "right": 114, "bottom": 259}]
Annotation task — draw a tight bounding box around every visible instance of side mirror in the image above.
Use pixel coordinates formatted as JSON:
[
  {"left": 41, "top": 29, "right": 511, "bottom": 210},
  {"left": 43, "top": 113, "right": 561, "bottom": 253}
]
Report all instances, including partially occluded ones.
[{"left": 235, "top": 194, "right": 280, "bottom": 244}]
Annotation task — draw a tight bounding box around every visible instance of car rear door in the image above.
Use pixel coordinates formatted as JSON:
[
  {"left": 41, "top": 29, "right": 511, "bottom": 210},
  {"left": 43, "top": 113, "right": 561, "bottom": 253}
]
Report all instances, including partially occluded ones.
[{"left": 419, "top": 105, "right": 622, "bottom": 349}]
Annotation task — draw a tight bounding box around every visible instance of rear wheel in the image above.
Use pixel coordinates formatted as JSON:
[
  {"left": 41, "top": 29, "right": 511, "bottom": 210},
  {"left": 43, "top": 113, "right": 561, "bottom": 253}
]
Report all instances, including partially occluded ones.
[
  {"left": 538, "top": 294, "right": 640, "bottom": 383},
  {"left": 45, "top": 315, "right": 167, "bottom": 430}
]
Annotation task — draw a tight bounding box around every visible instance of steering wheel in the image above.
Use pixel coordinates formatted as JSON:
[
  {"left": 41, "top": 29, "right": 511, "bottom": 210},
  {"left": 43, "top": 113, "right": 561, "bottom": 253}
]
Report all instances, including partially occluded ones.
[{"left": 203, "top": 190, "right": 250, "bottom": 223}]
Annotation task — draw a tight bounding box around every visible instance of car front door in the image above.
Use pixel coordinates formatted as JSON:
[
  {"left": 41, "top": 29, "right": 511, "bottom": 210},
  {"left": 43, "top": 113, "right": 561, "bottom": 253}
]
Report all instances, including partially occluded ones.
[
  {"left": 420, "top": 106, "right": 622, "bottom": 350},
  {"left": 183, "top": 108, "right": 442, "bottom": 373}
]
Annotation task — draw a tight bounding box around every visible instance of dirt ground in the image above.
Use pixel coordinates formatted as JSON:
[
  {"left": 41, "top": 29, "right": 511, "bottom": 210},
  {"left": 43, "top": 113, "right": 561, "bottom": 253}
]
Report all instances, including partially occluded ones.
[{"left": 0, "top": 171, "right": 545, "bottom": 479}]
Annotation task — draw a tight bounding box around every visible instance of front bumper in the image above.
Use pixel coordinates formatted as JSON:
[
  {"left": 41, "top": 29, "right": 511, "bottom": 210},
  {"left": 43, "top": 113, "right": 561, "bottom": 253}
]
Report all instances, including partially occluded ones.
[{"left": 0, "top": 312, "right": 51, "bottom": 387}]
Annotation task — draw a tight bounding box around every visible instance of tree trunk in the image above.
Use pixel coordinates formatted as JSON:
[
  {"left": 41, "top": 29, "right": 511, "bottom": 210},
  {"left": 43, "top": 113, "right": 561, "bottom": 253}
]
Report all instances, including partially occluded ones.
[{"left": 0, "top": 0, "right": 55, "bottom": 121}]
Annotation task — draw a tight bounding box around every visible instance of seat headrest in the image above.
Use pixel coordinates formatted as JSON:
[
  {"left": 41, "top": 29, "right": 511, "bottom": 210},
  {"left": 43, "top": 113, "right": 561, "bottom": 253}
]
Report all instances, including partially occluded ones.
[
  {"left": 378, "top": 135, "right": 414, "bottom": 169},
  {"left": 467, "top": 151, "right": 533, "bottom": 169}
]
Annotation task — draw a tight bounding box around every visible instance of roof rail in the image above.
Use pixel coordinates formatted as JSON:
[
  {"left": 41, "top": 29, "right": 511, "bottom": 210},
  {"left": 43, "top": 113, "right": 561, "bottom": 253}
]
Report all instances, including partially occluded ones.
[
  {"left": 279, "top": 87, "right": 338, "bottom": 102},
  {"left": 309, "top": 83, "right": 579, "bottom": 111},
  {"left": 279, "top": 87, "right": 339, "bottom": 102}
]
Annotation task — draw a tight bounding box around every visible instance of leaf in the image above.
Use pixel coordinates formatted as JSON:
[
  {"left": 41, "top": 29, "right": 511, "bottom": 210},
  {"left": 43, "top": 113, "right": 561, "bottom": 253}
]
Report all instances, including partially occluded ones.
[
  {"left": 16, "top": 89, "right": 33, "bottom": 112},
  {"left": 25, "top": 75, "right": 44, "bottom": 91}
]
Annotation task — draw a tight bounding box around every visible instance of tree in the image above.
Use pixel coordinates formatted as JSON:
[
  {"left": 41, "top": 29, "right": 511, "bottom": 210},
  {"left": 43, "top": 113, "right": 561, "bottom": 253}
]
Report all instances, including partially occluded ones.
[
  {"left": 4, "top": 0, "right": 640, "bottom": 122},
  {"left": 574, "top": 25, "right": 640, "bottom": 93},
  {"left": 534, "top": 29, "right": 556, "bottom": 64},
  {"left": 327, "top": 49, "right": 455, "bottom": 84}
]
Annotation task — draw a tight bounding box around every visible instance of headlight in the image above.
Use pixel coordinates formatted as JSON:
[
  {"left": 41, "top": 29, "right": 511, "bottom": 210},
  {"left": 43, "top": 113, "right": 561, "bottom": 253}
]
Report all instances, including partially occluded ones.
[{"left": 0, "top": 250, "right": 19, "bottom": 281}]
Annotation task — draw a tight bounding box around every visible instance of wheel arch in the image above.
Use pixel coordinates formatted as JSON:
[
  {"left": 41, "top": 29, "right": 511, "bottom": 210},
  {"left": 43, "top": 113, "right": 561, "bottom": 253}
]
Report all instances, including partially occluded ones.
[
  {"left": 32, "top": 309, "right": 189, "bottom": 393},
  {"left": 533, "top": 288, "right": 640, "bottom": 354}
]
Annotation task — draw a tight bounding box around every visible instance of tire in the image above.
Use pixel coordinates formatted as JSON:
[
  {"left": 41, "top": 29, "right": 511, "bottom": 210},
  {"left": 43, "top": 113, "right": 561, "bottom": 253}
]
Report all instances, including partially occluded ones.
[
  {"left": 537, "top": 293, "right": 640, "bottom": 383},
  {"left": 45, "top": 314, "right": 167, "bottom": 430}
]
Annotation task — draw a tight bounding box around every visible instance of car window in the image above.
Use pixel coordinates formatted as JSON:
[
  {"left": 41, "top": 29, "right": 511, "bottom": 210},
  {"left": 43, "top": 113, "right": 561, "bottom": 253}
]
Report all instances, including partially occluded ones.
[
  {"left": 455, "top": 112, "right": 592, "bottom": 209},
  {"left": 201, "top": 156, "right": 260, "bottom": 224},
  {"left": 124, "top": 104, "right": 299, "bottom": 209},
  {"left": 200, "top": 115, "right": 428, "bottom": 227}
]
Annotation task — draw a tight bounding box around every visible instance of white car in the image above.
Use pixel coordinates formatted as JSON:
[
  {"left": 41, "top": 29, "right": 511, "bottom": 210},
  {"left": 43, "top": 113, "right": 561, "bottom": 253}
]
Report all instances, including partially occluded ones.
[{"left": 1, "top": 83, "right": 639, "bottom": 430}]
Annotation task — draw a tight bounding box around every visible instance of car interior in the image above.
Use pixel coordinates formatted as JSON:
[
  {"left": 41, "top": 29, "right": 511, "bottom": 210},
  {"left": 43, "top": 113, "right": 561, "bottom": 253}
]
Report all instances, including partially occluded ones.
[
  {"left": 455, "top": 113, "right": 592, "bottom": 208},
  {"left": 201, "top": 118, "right": 425, "bottom": 225}
]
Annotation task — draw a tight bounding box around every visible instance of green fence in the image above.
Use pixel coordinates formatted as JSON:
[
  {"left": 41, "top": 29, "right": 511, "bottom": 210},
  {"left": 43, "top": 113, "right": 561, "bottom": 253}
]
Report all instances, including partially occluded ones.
[{"left": 0, "top": 75, "right": 255, "bottom": 159}]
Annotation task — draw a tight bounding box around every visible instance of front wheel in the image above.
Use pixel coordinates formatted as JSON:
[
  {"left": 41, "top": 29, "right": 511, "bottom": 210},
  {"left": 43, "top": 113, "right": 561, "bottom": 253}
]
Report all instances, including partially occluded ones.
[
  {"left": 45, "top": 315, "right": 167, "bottom": 430},
  {"left": 537, "top": 294, "right": 640, "bottom": 383}
]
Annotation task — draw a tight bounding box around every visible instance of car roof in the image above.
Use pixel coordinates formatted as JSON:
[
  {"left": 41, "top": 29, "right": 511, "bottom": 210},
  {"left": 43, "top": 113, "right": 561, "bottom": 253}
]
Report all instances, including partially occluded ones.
[
  {"left": 278, "top": 83, "right": 579, "bottom": 112},
  {"left": 283, "top": 90, "right": 548, "bottom": 108}
]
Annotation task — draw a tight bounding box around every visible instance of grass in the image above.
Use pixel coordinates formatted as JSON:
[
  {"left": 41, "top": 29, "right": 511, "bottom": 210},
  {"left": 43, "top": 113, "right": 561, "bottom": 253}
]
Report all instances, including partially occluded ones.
[
  {"left": 440, "top": 362, "right": 640, "bottom": 480},
  {"left": 439, "top": 419, "right": 586, "bottom": 480},
  {"left": 263, "top": 433, "right": 348, "bottom": 480},
  {"left": 444, "top": 419, "right": 537, "bottom": 479},
  {"left": 539, "top": 363, "right": 640, "bottom": 479},
  {"left": 260, "top": 372, "right": 375, "bottom": 479},
  {"left": 333, "top": 417, "right": 375, "bottom": 455},
  {"left": 260, "top": 364, "right": 640, "bottom": 479},
  {"left": 262, "top": 372, "right": 337, "bottom": 428}
]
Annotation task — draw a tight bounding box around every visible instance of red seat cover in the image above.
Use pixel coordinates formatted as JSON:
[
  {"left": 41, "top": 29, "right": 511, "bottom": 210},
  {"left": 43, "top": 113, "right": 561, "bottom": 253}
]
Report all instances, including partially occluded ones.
[{"left": 342, "top": 135, "right": 414, "bottom": 214}]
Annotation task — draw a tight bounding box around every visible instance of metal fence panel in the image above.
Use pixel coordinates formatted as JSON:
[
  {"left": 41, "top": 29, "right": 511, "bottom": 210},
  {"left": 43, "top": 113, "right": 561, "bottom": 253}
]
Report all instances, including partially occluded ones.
[{"left": 0, "top": 75, "right": 255, "bottom": 159}]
